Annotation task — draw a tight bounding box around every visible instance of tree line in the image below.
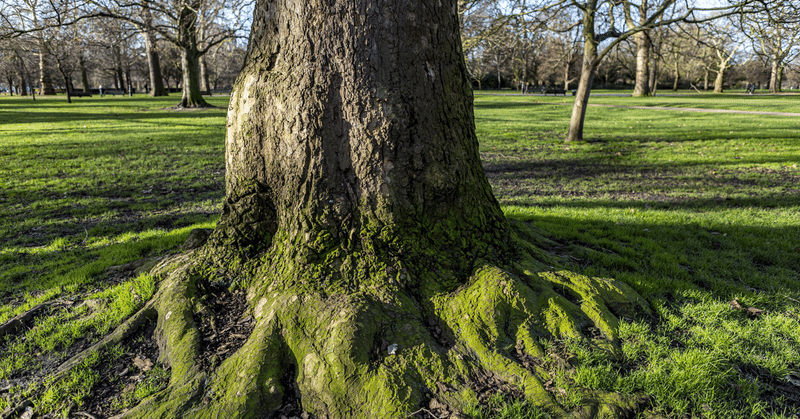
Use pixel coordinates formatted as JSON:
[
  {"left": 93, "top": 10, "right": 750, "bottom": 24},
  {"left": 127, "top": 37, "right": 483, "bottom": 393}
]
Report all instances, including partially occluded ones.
[
  {"left": 461, "top": 0, "right": 799, "bottom": 141},
  {"left": 0, "top": 0, "right": 251, "bottom": 107},
  {"left": 1, "top": 0, "right": 796, "bottom": 123}
]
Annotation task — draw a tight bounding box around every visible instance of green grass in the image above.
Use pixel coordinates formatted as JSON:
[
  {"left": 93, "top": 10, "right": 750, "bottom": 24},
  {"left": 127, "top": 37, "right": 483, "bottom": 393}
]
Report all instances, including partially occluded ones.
[
  {"left": 475, "top": 94, "right": 800, "bottom": 418},
  {"left": 1, "top": 93, "right": 799, "bottom": 418},
  {"left": 0, "top": 94, "right": 226, "bottom": 414}
]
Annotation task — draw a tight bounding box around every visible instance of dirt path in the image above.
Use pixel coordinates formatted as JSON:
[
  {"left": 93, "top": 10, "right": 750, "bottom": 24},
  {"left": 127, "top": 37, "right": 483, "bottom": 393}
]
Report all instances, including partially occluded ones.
[
  {"left": 474, "top": 92, "right": 800, "bottom": 116},
  {"left": 587, "top": 103, "right": 800, "bottom": 117}
]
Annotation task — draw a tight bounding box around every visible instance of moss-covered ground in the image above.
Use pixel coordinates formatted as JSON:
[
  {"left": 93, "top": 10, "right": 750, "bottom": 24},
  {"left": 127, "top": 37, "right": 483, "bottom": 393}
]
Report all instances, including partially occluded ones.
[{"left": 0, "top": 92, "right": 799, "bottom": 418}]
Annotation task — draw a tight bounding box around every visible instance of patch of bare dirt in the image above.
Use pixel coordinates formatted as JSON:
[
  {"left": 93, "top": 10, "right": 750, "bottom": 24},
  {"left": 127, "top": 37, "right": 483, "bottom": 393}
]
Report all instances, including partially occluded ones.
[
  {"left": 193, "top": 288, "right": 254, "bottom": 371},
  {"left": 80, "top": 319, "right": 165, "bottom": 419}
]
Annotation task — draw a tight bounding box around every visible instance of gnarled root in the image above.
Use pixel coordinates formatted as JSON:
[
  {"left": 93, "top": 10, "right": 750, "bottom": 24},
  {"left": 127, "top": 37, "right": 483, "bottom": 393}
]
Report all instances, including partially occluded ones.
[{"left": 101, "top": 244, "right": 649, "bottom": 419}]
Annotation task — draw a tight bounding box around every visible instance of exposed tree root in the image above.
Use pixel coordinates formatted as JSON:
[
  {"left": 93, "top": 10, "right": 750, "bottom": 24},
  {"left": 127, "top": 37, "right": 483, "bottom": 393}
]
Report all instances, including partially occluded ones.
[
  {"left": 59, "top": 227, "right": 654, "bottom": 419},
  {"left": 0, "top": 303, "right": 52, "bottom": 339}
]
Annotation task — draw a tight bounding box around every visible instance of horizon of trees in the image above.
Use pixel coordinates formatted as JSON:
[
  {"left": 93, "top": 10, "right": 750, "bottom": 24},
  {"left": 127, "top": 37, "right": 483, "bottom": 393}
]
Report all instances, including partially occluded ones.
[
  {"left": 2, "top": 0, "right": 799, "bottom": 105},
  {"left": 0, "top": 0, "right": 251, "bottom": 106},
  {"left": 460, "top": 0, "right": 800, "bottom": 94}
]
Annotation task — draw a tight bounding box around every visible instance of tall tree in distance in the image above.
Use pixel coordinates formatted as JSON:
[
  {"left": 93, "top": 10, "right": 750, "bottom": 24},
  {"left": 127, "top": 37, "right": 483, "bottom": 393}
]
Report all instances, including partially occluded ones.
[
  {"left": 57, "top": 0, "right": 649, "bottom": 417},
  {"left": 83, "top": 0, "right": 251, "bottom": 107},
  {"left": 741, "top": 2, "right": 800, "bottom": 93},
  {"left": 528, "top": 0, "right": 773, "bottom": 142},
  {"left": 139, "top": 0, "right": 167, "bottom": 96},
  {"left": 629, "top": 0, "right": 653, "bottom": 96}
]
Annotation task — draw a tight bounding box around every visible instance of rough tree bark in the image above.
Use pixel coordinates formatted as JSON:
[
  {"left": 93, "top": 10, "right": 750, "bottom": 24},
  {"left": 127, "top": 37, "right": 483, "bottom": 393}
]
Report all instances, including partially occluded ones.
[
  {"left": 142, "top": 4, "right": 168, "bottom": 97},
  {"left": 566, "top": 11, "right": 599, "bottom": 143},
  {"left": 79, "top": 55, "right": 91, "bottom": 93},
  {"left": 631, "top": 30, "right": 651, "bottom": 97},
  {"left": 769, "top": 54, "right": 782, "bottom": 93},
  {"left": 38, "top": 49, "right": 56, "bottom": 95},
  {"left": 176, "top": 0, "right": 210, "bottom": 108},
  {"left": 60, "top": 1, "right": 649, "bottom": 417}
]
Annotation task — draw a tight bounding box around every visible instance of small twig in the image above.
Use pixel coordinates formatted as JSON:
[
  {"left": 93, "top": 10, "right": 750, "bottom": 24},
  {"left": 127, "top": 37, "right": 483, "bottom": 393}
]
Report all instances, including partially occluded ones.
[
  {"left": 0, "top": 399, "right": 31, "bottom": 419},
  {"left": 786, "top": 296, "right": 800, "bottom": 304},
  {"left": 73, "top": 412, "right": 98, "bottom": 419},
  {"left": 406, "top": 408, "right": 445, "bottom": 419},
  {"left": 0, "top": 303, "right": 51, "bottom": 339}
]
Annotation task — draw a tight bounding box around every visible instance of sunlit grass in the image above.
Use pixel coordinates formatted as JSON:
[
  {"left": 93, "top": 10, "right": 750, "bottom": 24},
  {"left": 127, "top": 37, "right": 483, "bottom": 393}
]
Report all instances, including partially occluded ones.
[{"left": 477, "top": 94, "right": 800, "bottom": 418}]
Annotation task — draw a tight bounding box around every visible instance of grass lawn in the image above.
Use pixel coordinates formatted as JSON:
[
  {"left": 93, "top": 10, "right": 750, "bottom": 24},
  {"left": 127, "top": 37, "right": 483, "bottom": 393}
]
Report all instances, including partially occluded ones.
[{"left": 1, "top": 93, "right": 799, "bottom": 418}]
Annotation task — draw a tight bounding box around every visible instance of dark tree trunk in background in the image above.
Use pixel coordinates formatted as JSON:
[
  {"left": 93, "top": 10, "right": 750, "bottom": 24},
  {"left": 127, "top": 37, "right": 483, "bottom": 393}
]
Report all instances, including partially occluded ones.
[
  {"left": 18, "top": 73, "right": 27, "bottom": 95},
  {"left": 142, "top": 4, "right": 168, "bottom": 97},
  {"left": 567, "top": 9, "right": 599, "bottom": 143},
  {"left": 144, "top": 34, "right": 167, "bottom": 96},
  {"left": 176, "top": 0, "right": 209, "bottom": 108},
  {"left": 79, "top": 55, "right": 91, "bottom": 92},
  {"left": 200, "top": 57, "right": 211, "bottom": 95},
  {"left": 38, "top": 50, "right": 56, "bottom": 95}
]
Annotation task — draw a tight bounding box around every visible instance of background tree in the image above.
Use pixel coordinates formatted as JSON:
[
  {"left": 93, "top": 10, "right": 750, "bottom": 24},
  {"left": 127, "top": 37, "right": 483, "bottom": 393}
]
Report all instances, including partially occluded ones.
[
  {"left": 741, "top": 2, "right": 800, "bottom": 92},
  {"left": 693, "top": 19, "right": 749, "bottom": 93},
  {"left": 138, "top": 0, "right": 167, "bottom": 96},
  {"left": 527, "top": 0, "right": 772, "bottom": 142},
  {"left": 84, "top": 0, "right": 251, "bottom": 107}
]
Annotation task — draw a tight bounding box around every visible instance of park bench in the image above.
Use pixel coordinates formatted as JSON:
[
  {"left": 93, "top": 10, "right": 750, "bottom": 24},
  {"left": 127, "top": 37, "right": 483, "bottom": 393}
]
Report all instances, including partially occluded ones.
[
  {"left": 544, "top": 88, "right": 567, "bottom": 95},
  {"left": 70, "top": 91, "right": 92, "bottom": 97},
  {"left": 104, "top": 89, "right": 126, "bottom": 96}
]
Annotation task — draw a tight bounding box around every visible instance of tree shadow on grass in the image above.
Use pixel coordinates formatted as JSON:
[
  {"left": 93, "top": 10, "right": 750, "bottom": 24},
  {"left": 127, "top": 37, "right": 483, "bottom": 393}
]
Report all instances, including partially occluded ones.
[
  {"left": 482, "top": 150, "right": 800, "bottom": 209},
  {"left": 0, "top": 108, "right": 227, "bottom": 126}
]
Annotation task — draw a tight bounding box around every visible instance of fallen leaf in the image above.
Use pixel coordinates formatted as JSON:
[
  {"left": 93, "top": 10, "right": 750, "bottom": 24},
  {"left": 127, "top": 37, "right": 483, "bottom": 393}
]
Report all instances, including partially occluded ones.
[
  {"left": 729, "top": 299, "right": 743, "bottom": 310},
  {"left": 133, "top": 355, "right": 154, "bottom": 372},
  {"left": 745, "top": 307, "right": 764, "bottom": 317},
  {"left": 786, "top": 372, "right": 800, "bottom": 387}
]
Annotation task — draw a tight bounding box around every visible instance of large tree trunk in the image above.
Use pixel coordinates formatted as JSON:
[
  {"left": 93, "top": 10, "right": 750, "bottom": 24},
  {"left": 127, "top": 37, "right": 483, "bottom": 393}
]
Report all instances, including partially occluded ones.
[
  {"left": 566, "top": 17, "right": 598, "bottom": 143},
  {"left": 714, "top": 62, "right": 726, "bottom": 93},
  {"left": 38, "top": 50, "right": 56, "bottom": 95},
  {"left": 143, "top": 24, "right": 168, "bottom": 97},
  {"left": 176, "top": 0, "right": 210, "bottom": 108},
  {"left": 79, "top": 55, "right": 91, "bottom": 93},
  {"left": 64, "top": 1, "right": 648, "bottom": 418},
  {"left": 178, "top": 47, "right": 208, "bottom": 107},
  {"left": 769, "top": 56, "right": 781, "bottom": 93},
  {"left": 632, "top": 30, "right": 651, "bottom": 97}
]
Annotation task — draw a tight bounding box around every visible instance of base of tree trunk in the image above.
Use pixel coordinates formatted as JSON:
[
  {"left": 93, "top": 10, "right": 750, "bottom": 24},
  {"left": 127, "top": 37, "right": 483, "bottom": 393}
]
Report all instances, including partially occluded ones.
[
  {"left": 167, "top": 103, "right": 222, "bottom": 111},
  {"left": 58, "top": 221, "right": 651, "bottom": 418}
]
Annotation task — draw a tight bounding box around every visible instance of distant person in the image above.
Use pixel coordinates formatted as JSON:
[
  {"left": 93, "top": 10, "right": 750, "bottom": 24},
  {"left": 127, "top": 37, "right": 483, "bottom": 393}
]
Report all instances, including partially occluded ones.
[
  {"left": 99, "top": 85, "right": 104, "bottom": 97},
  {"left": 747, "top": 83, "right": 755, "bottom": 95}
]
